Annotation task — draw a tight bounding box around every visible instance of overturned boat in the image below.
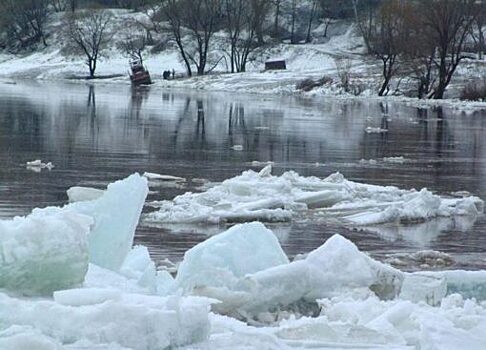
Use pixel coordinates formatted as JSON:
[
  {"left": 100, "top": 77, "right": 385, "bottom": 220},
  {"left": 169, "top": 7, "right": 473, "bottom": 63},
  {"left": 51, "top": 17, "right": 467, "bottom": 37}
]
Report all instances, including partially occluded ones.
[{"left": 129, "top": 58, "right": 152, "bottom": 86}]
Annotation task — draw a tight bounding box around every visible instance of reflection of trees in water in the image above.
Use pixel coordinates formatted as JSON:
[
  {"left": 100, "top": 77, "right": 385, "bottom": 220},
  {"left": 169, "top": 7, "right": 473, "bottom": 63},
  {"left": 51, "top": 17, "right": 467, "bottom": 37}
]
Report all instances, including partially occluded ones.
[
  {"left": 195, "top": 100, "right": 206, "bottom": 148},
  {"left": 129, "top": 86, "right": 150, "bottom": 119},
  {"left": 0, "top": 97, "right": 43, "bottom": 154}
]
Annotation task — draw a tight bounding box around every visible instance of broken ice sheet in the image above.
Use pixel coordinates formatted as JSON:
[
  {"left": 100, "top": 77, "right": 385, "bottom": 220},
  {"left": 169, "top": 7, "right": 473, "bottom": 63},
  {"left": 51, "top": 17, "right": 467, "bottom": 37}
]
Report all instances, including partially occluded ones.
[{"left": 144, "top": 166, "right": 484, "bottom": 230}]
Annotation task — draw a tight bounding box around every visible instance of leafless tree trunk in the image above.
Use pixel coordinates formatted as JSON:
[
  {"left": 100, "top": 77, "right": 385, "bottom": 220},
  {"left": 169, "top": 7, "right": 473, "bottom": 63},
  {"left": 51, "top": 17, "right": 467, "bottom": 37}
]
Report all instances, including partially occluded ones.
[{"left": 305, "top": 0, "right": 319, "bottom": 43}]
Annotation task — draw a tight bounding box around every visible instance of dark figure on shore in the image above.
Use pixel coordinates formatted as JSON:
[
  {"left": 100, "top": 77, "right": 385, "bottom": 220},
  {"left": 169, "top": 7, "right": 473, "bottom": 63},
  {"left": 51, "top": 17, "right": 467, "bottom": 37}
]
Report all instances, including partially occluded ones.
[{"left": 171, "top": 69, "right": 175, "bottom": 79}]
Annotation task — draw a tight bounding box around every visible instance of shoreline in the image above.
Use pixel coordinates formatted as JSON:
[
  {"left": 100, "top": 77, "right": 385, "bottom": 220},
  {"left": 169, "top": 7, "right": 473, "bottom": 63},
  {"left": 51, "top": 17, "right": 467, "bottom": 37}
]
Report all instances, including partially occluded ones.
[{"left": 3, "top": 72, "right": 486, "bottom": 115}]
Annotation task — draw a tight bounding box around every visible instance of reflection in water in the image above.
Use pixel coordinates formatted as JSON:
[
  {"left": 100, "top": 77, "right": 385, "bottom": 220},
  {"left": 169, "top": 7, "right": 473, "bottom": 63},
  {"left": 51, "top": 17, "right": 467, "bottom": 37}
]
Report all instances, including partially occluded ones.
[{"left": 0, "top": 82, "right": 485, "bottom": 270}]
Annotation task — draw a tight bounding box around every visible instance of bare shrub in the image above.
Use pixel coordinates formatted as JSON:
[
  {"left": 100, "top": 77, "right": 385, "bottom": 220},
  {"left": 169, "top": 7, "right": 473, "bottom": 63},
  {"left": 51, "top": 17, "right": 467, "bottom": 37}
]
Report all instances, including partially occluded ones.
[
  {"left": 460, "top": 79, "right": 486, "bottom": 101},
  {"left": 336, "top": 59, "right": 352, "bottom": 92},
  {"left": 296, "top": 76, "right": 333, "bottom": 92}
]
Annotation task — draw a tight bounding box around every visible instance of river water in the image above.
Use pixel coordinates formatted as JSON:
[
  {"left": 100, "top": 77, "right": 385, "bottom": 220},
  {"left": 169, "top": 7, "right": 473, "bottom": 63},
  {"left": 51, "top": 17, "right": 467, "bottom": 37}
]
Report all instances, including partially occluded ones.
[{"left": 0, "top": 81, "right": 485, "bottom": 271}]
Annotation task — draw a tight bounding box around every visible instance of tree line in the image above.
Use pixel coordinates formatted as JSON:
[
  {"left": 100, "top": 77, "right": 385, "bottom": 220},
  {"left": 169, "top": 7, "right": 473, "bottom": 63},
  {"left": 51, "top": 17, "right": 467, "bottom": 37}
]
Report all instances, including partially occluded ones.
[{"left": 0, "top": 0, "right": 484, "bottom": 99}]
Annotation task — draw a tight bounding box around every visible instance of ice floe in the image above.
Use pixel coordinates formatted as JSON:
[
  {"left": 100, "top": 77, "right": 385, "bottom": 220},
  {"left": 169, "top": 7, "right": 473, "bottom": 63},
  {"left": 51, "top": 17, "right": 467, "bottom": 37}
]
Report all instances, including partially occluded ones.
[
  {"left": 143, "top": 172, "right": 186, "bottom": 182},
  {"left": 26, "top": 159, "right": 54, "bottom": 172},
  {"left": 365, "top": 127, "right": 388, "bottom": 133},
  {"left": 145, "top": 166, "right": 484, "bottom": 228}
]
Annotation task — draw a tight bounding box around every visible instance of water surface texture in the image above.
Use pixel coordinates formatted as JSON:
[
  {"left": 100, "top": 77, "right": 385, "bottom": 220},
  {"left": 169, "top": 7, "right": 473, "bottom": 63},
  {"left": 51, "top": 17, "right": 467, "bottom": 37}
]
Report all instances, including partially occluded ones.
[{"left": 1, "top": 81, "right": 485, "bottom": 270}]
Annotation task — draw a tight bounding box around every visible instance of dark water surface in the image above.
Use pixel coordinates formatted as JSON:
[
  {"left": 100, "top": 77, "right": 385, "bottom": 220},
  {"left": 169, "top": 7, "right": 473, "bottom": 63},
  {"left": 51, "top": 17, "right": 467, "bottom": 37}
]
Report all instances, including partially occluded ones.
[{"left": 1, "top": 81, "right": 485, "bottom": 271}]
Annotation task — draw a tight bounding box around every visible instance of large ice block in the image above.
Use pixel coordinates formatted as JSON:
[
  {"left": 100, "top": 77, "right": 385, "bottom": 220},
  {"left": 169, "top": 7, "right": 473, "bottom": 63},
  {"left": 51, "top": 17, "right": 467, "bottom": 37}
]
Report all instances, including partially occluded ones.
[
  {"left": 234, "top": 234, "right": 403, "bottom": 314},
  {"left": 0, "top": 208, "right": 92, "bottom": 296},
  {"left": 175, "top": 222, "right": 289, "bottom": 293},
  {"left": 69, "top": 173, "right": 149, "bottom": 271}
]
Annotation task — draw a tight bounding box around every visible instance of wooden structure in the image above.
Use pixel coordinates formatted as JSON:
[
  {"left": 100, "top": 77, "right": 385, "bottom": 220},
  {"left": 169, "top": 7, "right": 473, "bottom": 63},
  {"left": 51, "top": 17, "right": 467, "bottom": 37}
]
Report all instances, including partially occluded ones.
[
  {"left": 129, "top": 58, "right": 152, "bottom": 85},
  {"left": 265, "top": 60, "right": 287, "bottom": 71}
]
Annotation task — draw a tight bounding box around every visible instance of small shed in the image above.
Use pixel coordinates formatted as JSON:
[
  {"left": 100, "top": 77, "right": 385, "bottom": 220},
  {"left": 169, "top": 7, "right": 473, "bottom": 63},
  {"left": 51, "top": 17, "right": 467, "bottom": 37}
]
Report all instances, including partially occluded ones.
[{"left": 265, "top": 59, "right": 286, "bottom": 71}]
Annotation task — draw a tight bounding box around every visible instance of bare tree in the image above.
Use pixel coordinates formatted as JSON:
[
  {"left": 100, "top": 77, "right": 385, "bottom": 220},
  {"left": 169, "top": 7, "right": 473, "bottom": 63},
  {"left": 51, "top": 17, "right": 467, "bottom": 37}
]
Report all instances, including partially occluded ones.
[
  {"left": 50, "top": 0, "right": 67, "bottom": 12},
  {"left": 417, "top": 0, "right": 476, "bottom": 99},
  {"left": 469, "top": 0, "right": 486, "bottom": 59},
  {"left": 162, "top": 0, "right": 221, "bottom": 76},
  {"left": 118, "top": 24, "right": 148, "bottom": 64},
  {"left": 351, "top": 0, "right": 382, "bottom": 51},
  {"left": 161, "top": 0, "right": 193, "bottom": 76},
  {"left": 250, "top": 0, "right": 271, "bottom": 45},
  {"left": 0, "top": 0, "right": 50, "bottom": 49},
  {"left": 66, "top": 9, "right": 113, "bottom": 78},
  {"left": 223, "top": 0, "right": 258, "bottom": 72},
  {"left": 305, "top": 0, "right": 319, "bottom": 43},
  {"left": 272, "top": 0, "right": 283, "bottom": 36},
  {"left": 368, "top": 0, "right": 412, "bottom": 96}
]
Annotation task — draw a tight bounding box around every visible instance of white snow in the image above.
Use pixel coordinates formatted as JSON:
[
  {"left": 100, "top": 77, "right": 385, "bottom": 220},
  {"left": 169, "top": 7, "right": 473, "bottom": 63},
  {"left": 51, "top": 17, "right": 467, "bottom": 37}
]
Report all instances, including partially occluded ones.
[
  {"left": 0, "top": 208, "right": 92, "bottom": 296},
  {"left": 146, "top": 166, "right": 484, "bottom": 228}
]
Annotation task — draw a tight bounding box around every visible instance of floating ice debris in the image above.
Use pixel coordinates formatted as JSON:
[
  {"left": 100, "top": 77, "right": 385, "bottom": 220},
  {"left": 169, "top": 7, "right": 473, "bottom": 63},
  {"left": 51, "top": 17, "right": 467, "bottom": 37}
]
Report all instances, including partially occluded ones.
[
  {"left": 383, "top": 156, "right": 407, "bottom": 164},
  {"left": 0, "top": 208, "right": 93, "bottom": 296},
  {"left": 145, "top": 167, "right": 483, "bottom": 227},
  {"left": 143, "top": 172, "right": 186, "bottom": 182},
  {"left": 26, "top": 159, "right": 54, "bottom": 171},
  {"left": 67, "top": 186, "right": 105, "bottom": 203},
  {"left": 359, "top": 158, "right": 378, "bottom": 165},
  {"left": 231, "top": 145, "right": 244, "bottom": 151},
  {"left": 385, "top": 250, "right": 455, "bottom": 269},
  {"left": 250, "top": 161, "right": 275, "bottom": 167},
  {"left": 365, "top": 127, "right": 388, "bottom": 133}
]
